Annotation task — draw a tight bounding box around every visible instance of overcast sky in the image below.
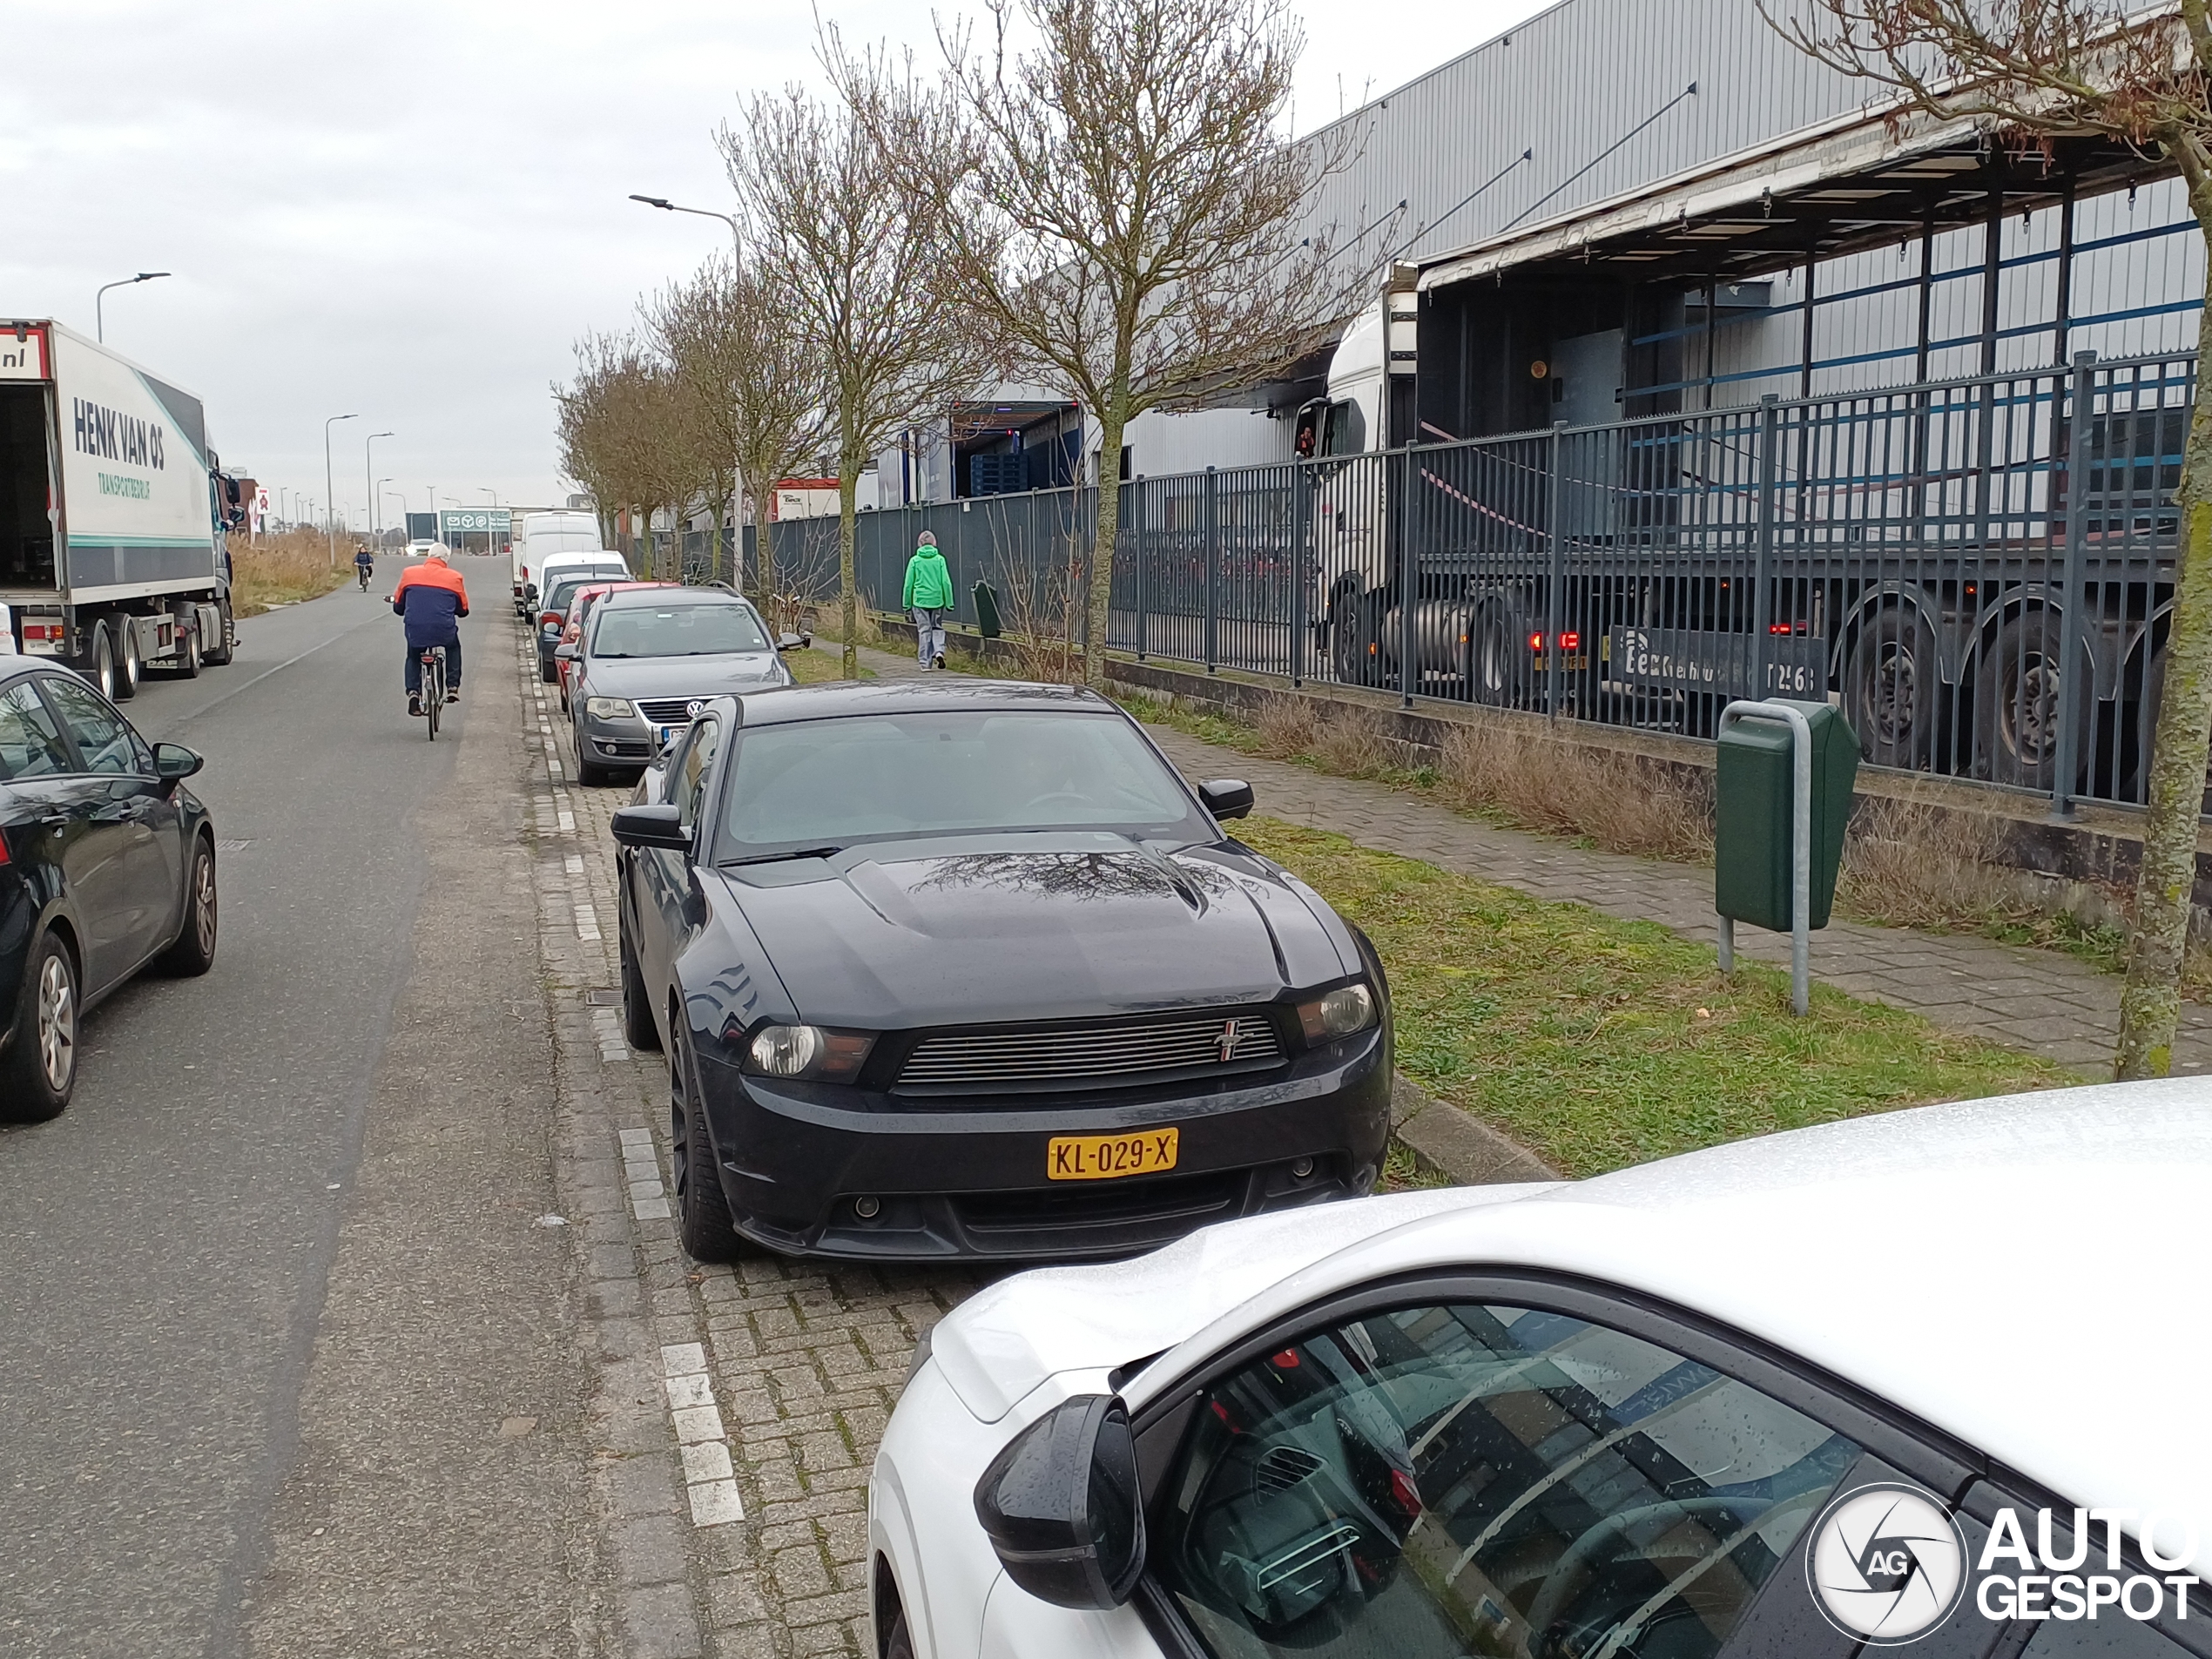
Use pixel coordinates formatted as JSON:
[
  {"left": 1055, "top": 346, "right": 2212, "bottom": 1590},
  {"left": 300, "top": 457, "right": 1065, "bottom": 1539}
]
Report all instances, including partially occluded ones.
[{"left": 3, "top": 0, "right": 1549, "bottom": 526}]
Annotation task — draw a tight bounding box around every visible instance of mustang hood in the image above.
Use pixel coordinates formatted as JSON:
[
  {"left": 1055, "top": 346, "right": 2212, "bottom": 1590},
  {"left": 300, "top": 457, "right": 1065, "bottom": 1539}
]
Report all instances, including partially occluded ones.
[
  {"left": 720, "top": 832, "right": 1353, "bottom": 1028},
  {"left": 929, "top": 1186, "right": 1556, "bottom": 1420}
]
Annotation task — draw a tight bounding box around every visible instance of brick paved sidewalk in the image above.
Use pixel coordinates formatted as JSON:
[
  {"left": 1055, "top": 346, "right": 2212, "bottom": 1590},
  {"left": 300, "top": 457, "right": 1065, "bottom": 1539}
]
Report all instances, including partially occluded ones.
[{"left": 826, "top": 637, "right": 2212, "bottom": 1077}]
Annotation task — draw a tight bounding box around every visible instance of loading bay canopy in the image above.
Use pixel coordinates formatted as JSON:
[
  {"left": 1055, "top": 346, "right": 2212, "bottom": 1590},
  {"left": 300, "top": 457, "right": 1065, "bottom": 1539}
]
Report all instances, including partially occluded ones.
[{"left": 1417, "top": 99, "right": 2177, "bottom": 295}]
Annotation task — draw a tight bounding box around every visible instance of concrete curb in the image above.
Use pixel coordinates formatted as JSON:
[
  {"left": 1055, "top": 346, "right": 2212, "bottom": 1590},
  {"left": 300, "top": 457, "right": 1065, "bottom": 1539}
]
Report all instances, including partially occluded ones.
[{"left": 1390, "top": 1073, "right": 1560, "bottom": 1185}]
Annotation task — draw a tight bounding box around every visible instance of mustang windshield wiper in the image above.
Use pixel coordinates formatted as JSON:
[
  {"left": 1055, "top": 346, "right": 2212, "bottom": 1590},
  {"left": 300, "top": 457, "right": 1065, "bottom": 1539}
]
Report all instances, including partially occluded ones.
[{"left": 723, "top": 845, "right": 845, "bottom": 867}]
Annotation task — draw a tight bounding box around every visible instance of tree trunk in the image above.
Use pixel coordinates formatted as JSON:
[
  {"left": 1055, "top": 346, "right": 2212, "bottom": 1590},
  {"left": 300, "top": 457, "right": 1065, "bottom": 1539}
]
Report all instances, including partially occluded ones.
[
  {"left": 838, "top": 453, "right": 860, "bottom": 680},
  {"left": 1084, "top": 401, "right": 1129, "bottom": 690},
  {"left": 2115, "top": 224, "right": 2212, "bottom": 1078}
]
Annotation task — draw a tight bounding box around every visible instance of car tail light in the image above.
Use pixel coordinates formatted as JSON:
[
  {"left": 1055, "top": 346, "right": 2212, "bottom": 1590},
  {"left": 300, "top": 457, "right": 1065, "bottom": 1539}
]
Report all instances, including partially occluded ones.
[
  {"left": 0, "top": 833, "right": 10, "bottom": 867},
  {"left": 540, "top": 610, "right": 562, "bottom": 628}
]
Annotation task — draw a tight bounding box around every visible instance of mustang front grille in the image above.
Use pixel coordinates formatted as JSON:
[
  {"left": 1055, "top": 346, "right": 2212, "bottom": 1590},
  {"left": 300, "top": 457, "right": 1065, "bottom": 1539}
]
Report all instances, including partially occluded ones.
[{"left": 895, "top": 1012, "right": 1284, "bottom": 1092}]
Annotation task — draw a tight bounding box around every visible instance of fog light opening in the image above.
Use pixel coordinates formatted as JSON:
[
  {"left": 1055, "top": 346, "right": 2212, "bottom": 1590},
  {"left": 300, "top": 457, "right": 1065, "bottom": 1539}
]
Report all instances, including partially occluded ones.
[
  {"left": 1291, "top": 1157, "right": 1316, "bottom": 1180},
  {"left": 853, "top": 1195, "right": 881, "bottom": 1220}
]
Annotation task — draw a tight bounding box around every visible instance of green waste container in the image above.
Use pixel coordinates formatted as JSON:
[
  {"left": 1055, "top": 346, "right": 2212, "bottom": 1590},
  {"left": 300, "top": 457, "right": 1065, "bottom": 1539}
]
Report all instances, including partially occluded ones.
[
  {"left": 973, "top": 580, "right": 1002, "bottom": 640},
  {"left": 1715, "top": 699, "right": 1859, "bottom": 934}
]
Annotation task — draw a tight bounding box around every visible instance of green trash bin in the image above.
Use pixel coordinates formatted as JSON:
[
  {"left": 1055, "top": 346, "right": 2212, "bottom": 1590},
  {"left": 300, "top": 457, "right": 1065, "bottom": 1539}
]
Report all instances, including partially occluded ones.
[
  {"left": 973, "top": 580, "right": 1002, "bottom": 640},
  {"left": 1715, "top": 698, "right": 1859, "bottom": 934}
]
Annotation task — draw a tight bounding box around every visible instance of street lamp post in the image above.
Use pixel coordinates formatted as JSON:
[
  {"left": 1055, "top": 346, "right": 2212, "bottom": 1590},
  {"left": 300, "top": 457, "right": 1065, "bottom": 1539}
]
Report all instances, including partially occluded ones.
[
  {"left": 629, "top": 195, "right": 741, "bottom": 253},
  {"left": 375, "top": 477, "right": 394, "bottom": 546},
  {"left": 383, "top": 488, "right": 408, "bottom": 542},
  {"left": 324, "top": 414, "right": 359, "bottom": 566},
  {"left": 366, "top": 431, "right": 395, "bottom": 547},
  {"left": 95, "top": 272, "right": 171, "bottom": 343}
]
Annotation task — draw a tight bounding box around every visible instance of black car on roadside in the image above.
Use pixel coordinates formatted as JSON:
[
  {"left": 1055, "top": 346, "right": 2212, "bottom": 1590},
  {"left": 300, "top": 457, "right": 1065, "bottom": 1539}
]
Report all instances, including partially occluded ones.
[
  {"left": 610, "top": 678, "right": 1393, "bottom": 1263},
  {"left": 562, "top": 587, "right": 800, "bottom": 786},
  {"left": 0, "top": 657, "right": 217, "bottom": 1119}
]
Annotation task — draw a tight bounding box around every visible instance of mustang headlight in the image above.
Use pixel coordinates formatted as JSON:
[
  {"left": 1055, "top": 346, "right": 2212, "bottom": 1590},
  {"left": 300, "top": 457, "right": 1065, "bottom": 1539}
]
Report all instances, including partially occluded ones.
[
  {"left": 584, "top": 696, "right": 638, "bottom": 722},
  {"left": 1297, "top": 982, "right": 1376, "bottom": 1042},
  {"left": 745, "top": 1023, "right": 874, "bottom": 1082}
]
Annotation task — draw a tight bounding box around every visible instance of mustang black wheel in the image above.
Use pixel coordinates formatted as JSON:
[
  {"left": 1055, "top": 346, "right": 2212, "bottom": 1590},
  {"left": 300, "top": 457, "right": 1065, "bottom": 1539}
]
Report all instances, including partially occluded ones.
[
  {"left": 671, "top": 1034, "right": 743, "bottom": 1263},
  {"left": 619, "top": 923, "right": 661, "bottom": 1052}
]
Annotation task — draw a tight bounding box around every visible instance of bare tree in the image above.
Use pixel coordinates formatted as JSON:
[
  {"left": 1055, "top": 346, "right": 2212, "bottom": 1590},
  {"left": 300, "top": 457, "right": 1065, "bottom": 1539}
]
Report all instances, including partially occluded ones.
[
  {"left": 724, "top": 60, "right": 994, "bottom": 677},
  {"left": 1768, "top": 0, "right": 2211, "bottom": 1077},
  {"left": 874, "top": 0, "right": 1378, "bottom": 687},
  {"left": 556, "top": 333, "right": 664, "bottom": 575},
  {"left": 648, "top": 254, "right": 833, "bottom": 604}
]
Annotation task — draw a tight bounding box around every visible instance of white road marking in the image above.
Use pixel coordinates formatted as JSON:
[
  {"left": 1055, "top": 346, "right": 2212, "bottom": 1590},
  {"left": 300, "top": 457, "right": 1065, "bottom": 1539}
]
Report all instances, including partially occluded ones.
[
  {"left": 671, "top": 1404, "right": 725, "bottom": 1444},
  {"left": 687, "top": 1481, "right": 745, "bottom": 1527}
]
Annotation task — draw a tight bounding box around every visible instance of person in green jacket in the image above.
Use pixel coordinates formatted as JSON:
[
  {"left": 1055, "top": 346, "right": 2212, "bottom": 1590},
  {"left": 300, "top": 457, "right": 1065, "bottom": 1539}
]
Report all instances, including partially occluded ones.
[{"left": 902, "top": 531, "right": 954, "bottom": 669}]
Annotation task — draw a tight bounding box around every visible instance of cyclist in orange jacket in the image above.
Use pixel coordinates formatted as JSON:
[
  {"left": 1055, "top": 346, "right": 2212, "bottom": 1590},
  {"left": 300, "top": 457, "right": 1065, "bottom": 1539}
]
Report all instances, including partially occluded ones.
[{"left": 391, "top": 548, "right": 469, "bottom": 715}]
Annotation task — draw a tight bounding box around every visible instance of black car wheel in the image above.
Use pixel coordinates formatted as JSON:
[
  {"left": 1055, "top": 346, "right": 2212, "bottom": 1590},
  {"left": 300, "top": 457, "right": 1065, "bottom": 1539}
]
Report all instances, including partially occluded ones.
[
  {"left": 619, "top": 920, "right": 661, "bottom": 1052},
  {"left": 158, "top": 836, "right": 219, "bottom": 976},
  {"left": 883, "top": 1608, "right": 914, "bottom": 1659},
  {"left": 671, "top": 1033, "right": 743, "bottom": 1263},
  {"left": 2, "top": 932, "right": 78, "bottom": 1122}
]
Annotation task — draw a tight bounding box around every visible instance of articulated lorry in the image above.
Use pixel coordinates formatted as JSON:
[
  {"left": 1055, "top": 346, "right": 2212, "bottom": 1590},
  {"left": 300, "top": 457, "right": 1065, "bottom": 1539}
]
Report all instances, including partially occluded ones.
[
  {"left": 1285, "top": 287, "right": 2183, "bottom": 801},
  {"left": 0, "top": 320, "right": 240, "bottom": 697}
]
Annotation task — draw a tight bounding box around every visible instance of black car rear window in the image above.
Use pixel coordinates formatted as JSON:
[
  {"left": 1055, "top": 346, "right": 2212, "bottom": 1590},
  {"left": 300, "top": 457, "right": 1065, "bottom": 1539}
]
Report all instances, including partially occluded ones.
[
  {"left": 591, "top": 604, "right": 769, "bottom": 658},
  {"left": 713, "top": 710, "right": 1206, "bottom": 857}
]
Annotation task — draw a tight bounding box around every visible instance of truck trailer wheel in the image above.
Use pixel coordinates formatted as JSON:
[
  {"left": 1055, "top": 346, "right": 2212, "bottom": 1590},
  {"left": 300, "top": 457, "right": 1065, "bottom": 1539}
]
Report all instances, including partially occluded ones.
[
  {"left": 1974, "top": 610, "right": 2087, "bottom": 792},
  {"left": 83, "top": 624, "right": 118, "bottom": 701},
  {"left": 1843, "top": 609, "right": 1937, "bottom": 770},
  {"left": 113, "top": 620, "right": 142, "bottom": 700},
  {"left": 202, "top": 603, "right": 236, "bottom": 666}
]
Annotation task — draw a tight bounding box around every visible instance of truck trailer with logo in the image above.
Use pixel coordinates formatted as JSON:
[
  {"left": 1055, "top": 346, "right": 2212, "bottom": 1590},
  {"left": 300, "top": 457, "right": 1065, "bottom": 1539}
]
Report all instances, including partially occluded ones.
[{"left": 0, "top": 320, "right": 240, "bottom": 696}]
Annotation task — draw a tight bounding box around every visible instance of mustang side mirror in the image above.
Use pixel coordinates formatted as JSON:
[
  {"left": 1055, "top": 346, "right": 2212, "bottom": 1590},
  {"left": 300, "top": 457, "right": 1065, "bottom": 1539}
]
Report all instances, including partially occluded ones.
[
  {"left": 1197, "top": 779, "right": 1254, "bottom": 820},
  {"left": 153, "top": 742, "right": 204, "bottom": 785},
  {"left": 775, "top": 631, "right": 807, "bottom": 653},
  {"left": 610, "top": 803, "right": 691, "bottom": 852},
  {"left": 553, "top": 641, "right": 578, "bottom": 660},
  {"left": 972, "top": 1394, "right": 1144, "bottom": 1610}
]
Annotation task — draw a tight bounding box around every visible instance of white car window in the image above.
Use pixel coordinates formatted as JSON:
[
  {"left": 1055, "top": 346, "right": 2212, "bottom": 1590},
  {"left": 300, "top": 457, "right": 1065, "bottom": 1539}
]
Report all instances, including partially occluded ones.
[{"left": 1152, "top": 1302, "right": 1859, "bottom": 1659}]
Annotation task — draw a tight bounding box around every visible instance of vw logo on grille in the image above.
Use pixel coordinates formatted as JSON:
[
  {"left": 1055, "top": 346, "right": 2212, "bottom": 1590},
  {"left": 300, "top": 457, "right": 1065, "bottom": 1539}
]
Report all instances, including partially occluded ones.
[
  {"left": 685, "top": 699, "right": 705, "bottom": 718},
  {"left": 1217, "top": 1019, "right": 1244, "bottom": 1063}
]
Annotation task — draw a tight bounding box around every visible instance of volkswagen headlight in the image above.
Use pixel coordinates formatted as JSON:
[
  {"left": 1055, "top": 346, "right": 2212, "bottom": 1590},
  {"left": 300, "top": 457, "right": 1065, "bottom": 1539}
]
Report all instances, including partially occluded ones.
[
  {"left": 745, "top": 1024, "right": 874, "bottom": 1082},
  {"left": 584, "top": 696, "right": 638, "bottom": 722},
  {"left": 1297, "top": 982, "right": 1376, "bottom": 1042}
]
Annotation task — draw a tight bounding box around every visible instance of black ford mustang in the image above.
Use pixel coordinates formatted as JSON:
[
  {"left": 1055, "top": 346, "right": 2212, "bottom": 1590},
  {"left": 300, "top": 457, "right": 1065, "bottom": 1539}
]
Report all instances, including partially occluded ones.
[{"left": 611, "top": 679, "right": 1393, "bottom": 1263}]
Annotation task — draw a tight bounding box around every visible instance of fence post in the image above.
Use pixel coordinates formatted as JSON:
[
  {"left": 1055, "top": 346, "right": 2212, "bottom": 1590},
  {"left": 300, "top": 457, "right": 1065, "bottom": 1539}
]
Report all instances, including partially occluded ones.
[
  {"left": 1204, "top": 466, "right": 1219, "bottom": 674},
  {"left": 1754, "top": 395, "right": 1780, "bottom": 700},
  {"left": 2053, "top": 350, "right": 2097, "bottom": 816},
  {"left": 1399, "top": 447, "right": 1418, "bottom": 710},
  {"left": 1289, "top": 463, "right": 1307, "bottom": 688},
  {"left": 1134, "top": 480, "right": 1148, "bottom": 663},
  {"left": 1546, "top": 421, "right": 1567, "bottom": 720}
]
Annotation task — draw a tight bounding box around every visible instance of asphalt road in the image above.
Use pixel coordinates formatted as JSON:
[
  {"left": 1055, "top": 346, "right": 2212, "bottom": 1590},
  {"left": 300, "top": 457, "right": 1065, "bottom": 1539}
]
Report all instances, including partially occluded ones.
[{"left": 0, "top": 558, "right": 597, "bottom": 1656}]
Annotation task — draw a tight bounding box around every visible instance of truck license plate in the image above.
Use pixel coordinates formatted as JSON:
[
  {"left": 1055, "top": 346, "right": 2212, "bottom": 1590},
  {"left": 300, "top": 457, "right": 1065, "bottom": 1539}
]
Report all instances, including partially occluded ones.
[{"left": 1048, "top": 1129, "right": 1179, "bottom": 1181}]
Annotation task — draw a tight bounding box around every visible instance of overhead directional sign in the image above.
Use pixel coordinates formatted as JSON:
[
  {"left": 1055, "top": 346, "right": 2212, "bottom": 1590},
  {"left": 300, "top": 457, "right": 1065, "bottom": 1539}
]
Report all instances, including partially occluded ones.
[{"left": 438, "top": 508, "right": 512, "bottom": 536}]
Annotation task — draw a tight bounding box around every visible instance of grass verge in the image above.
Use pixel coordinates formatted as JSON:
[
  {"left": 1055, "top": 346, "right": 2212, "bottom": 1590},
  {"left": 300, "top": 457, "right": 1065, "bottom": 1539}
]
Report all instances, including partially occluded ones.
[
  {"left": 230, "top": 529, "right": 356, "bottom": 617},
  {"left": 785, "top": 648, "right": 876, "bottom": 685},
  {"left": 1238, "top": 816, "right": 2066, "bottom": 1179},
  {"left": 1130, "top": 693, "right": 2189, "bottom": 996}
]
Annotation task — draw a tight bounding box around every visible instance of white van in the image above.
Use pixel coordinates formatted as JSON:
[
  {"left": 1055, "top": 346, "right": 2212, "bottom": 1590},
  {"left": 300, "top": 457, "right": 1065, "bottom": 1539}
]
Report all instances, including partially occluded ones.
[{"left": 512, "top": 509, "right": 604, "bottom": 615}]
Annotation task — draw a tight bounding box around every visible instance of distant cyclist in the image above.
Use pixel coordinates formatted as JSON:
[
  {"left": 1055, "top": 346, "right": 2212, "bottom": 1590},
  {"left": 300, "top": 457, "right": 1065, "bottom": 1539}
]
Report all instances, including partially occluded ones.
[
  {"left": 390, "top": 546, "right": 469, "bottom": 715},
  {"left": 355, "top": 543, "right": 374, "bottom": 591}
]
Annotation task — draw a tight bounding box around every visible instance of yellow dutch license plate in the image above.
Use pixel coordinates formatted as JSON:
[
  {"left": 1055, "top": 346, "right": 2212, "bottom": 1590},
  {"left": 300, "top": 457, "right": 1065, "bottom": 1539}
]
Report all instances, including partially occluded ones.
[{"left": 1047, "top": 1128, "right": 1179, "bottom": 1182}]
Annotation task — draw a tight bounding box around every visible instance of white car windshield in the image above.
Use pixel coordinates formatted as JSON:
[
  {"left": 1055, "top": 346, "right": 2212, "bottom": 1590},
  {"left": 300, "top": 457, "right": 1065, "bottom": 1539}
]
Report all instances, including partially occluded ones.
[
  {"left": 714, "top": 710, "right": 1205, "bottom": 857},
  {"left": 591, "top": 603, "right": 769, "bottom": 659}
]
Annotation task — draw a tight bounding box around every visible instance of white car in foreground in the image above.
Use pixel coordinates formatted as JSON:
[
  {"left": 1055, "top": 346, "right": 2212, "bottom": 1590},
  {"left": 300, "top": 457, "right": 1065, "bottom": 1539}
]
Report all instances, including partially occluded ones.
[{"left": 869, "top": 1083, "right": 2211, "bottom": 1659}]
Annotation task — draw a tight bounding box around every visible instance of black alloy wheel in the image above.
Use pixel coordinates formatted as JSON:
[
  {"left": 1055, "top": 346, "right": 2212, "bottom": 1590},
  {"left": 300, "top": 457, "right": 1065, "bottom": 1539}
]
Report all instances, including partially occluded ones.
[
  {"left": 883, "top": 1609, "right": 915, "bottom": 1659},
  {"left": 1, "top": 932, "right": 78, "bottom": 1122},
  {"left": 1975, "top": 610, "right": 2087, "bottom": 792},
  {"left": 158, "top": 836, "right": 219, "bottom": 976},
  {"left": 670, "top": 1032, "right": 742, "bottom": 1263},
  {"left": 1844, "top": 608, "right": 1938, "bottom": 770}
]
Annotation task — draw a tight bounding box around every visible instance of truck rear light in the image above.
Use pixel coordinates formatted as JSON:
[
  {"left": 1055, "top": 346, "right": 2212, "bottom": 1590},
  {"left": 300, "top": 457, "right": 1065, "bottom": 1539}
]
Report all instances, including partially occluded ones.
[
  {"left": 1528, "top": 632, "right": 1543, "bottom": 651},
  {"left": 1558, "top": 631, "right": 1579, "bottom": 651},
  {"left": 21, "top": 620, "right": 61, "bottom": 643}
]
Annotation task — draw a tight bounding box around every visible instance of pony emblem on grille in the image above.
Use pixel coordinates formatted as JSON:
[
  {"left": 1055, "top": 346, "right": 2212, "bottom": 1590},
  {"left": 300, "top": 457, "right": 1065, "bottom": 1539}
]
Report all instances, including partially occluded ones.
[{"left": 1217, "top": 1019, "right": 1244, "bottom": 1063}]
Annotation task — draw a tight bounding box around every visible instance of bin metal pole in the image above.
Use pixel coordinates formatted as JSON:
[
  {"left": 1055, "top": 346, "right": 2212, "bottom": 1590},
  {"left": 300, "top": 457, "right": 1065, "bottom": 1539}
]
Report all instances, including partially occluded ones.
[
  {"left": 1716, "top": 698, "right": 1814, "bottom": 1015},
  {"left": 1753, "top": 395, "right": 1780, "bottom": 700},
  {"left": 2051, "top": 350, "right": 2096, "bottom": 817}
]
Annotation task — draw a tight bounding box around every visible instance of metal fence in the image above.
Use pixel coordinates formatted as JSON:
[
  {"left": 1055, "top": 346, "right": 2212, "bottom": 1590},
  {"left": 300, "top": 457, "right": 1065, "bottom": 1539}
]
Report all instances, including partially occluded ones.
[{"left": 755, "top": 348, "right": 2196, "bottom": 813}]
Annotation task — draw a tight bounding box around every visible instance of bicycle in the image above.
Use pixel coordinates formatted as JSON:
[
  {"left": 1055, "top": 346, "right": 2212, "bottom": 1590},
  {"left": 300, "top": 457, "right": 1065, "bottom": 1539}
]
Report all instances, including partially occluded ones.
[
  {"left": 357, "top": 563, "right": 373, "bottom": 592},
  {"left": 417, "top": 644, "right": 447, "bottom": 741}
]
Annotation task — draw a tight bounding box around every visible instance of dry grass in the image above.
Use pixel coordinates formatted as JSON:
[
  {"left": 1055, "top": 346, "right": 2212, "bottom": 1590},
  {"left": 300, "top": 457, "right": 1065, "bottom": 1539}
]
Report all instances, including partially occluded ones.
[
  {"left": 1434, "top": 722, "right": 1715, "bottom": 865},
  {"left": 231, "top": 529, "right": 357, "bottom": 617}
]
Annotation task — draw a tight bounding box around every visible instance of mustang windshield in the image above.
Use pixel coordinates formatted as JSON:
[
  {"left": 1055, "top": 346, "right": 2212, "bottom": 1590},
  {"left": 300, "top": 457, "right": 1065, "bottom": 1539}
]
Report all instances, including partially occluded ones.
[
  {"left": 591, "top": 604, "right": 769, "bottom": 658},
  {"left": 716, "top": 711, "right": 1207, "bottom": 856}
]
